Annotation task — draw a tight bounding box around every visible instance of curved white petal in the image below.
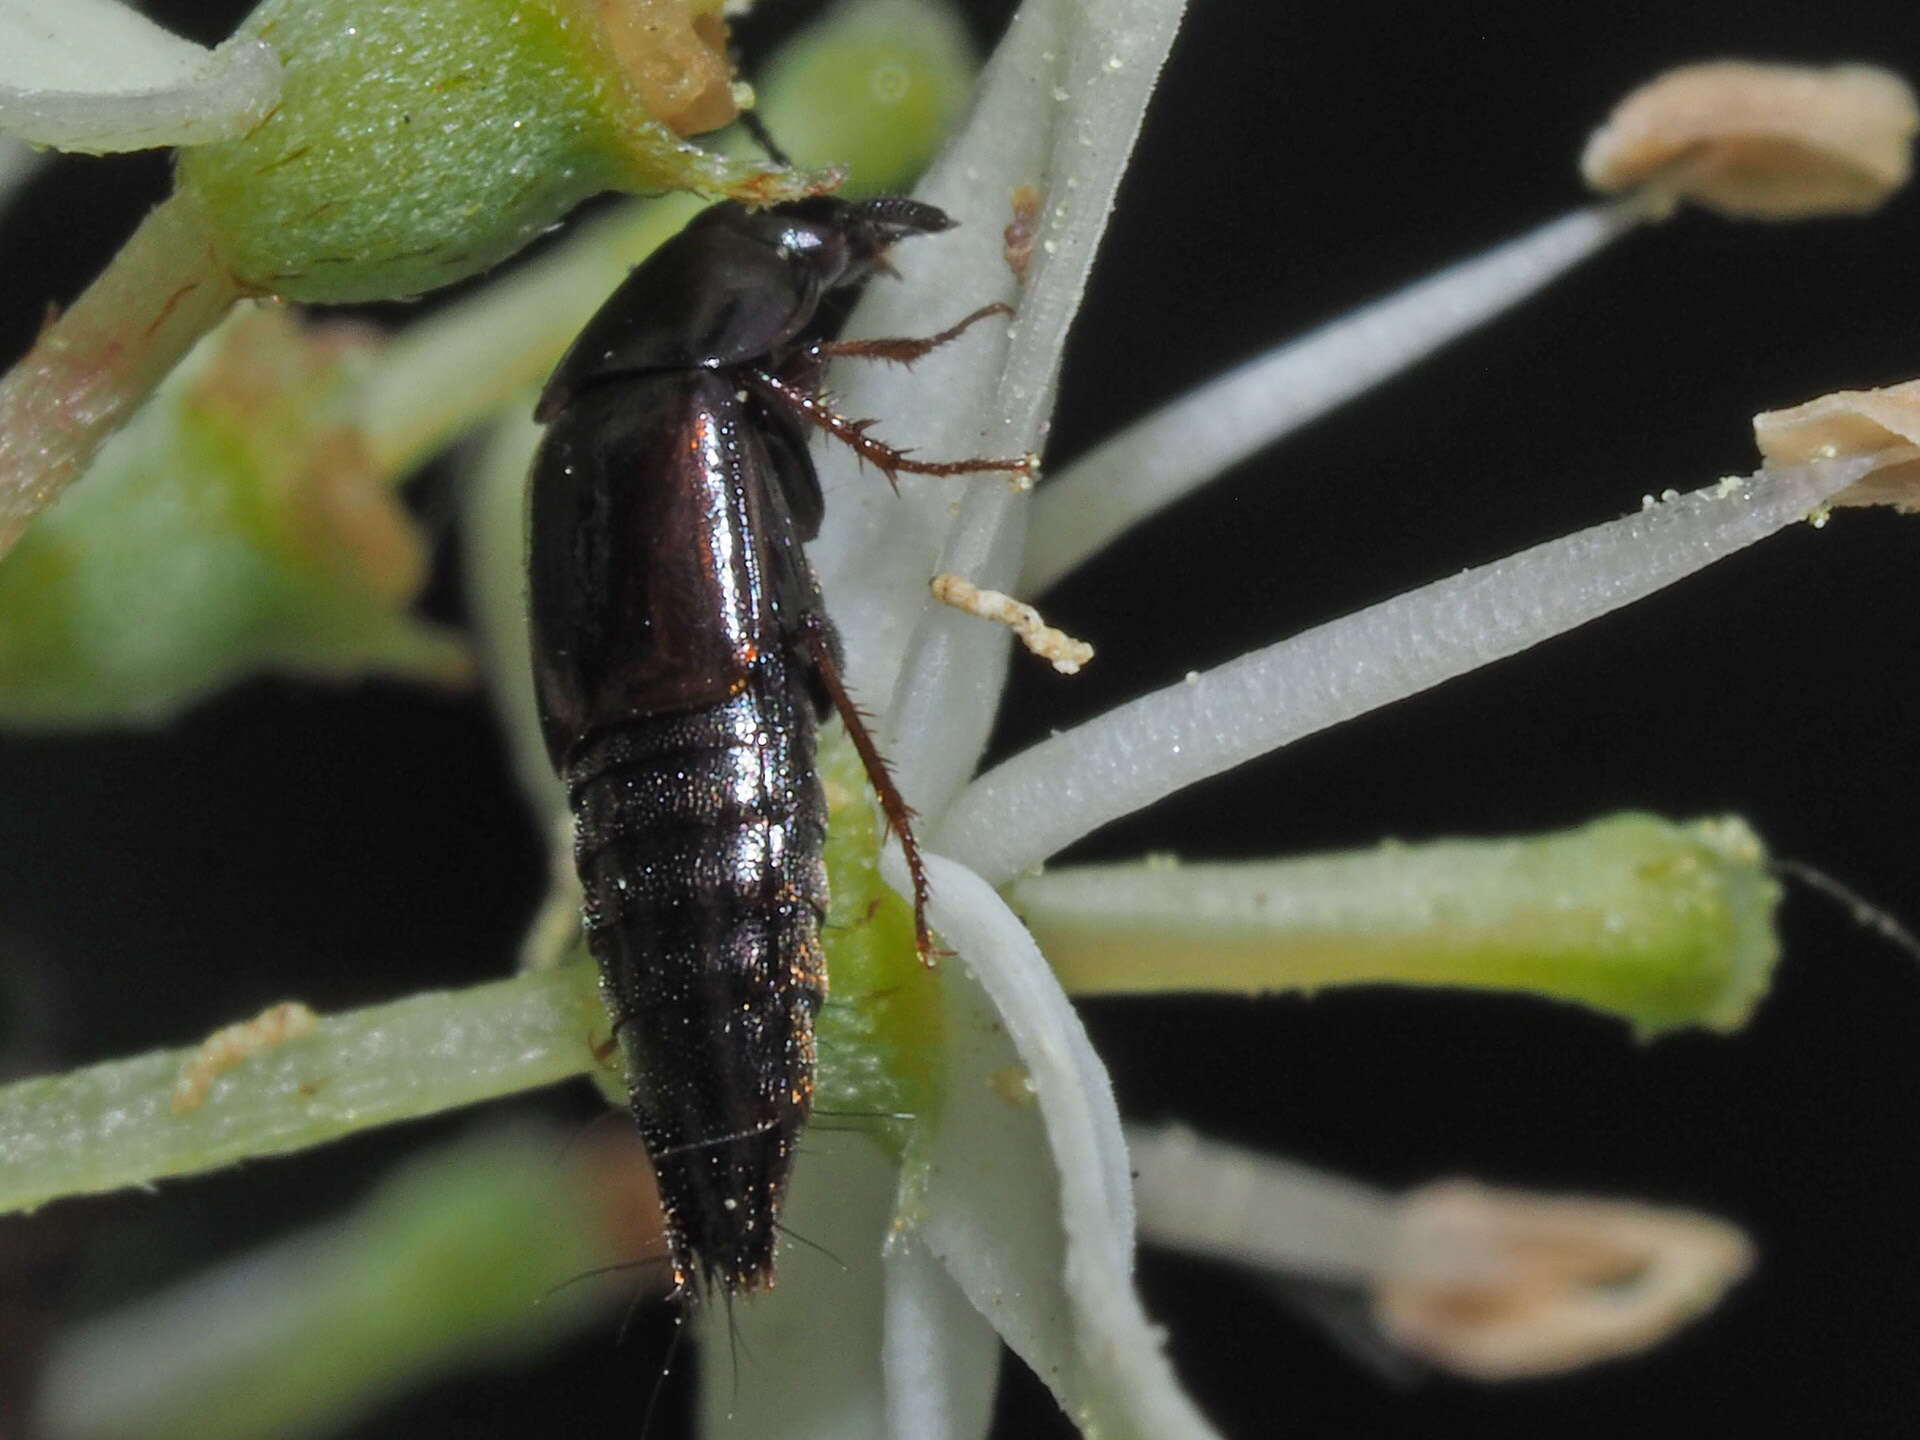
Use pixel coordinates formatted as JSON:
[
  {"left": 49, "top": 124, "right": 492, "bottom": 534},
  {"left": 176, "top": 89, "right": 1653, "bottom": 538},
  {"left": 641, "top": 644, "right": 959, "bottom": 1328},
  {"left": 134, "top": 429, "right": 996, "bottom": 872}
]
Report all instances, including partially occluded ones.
[
  {"left": 811, "top": 0, "right": 1190, "bottom": 818},
  {"left": 882, "top": 1238, "right": 1001, "bottom": 1440},
  {"left": 0, "top": 2, "right": 279, "bottom": 153},
  {"left": 913, "top": 853, "right": 1221, "bottom": 1440},
  {"left": 937, "top": 455, "right": 1880, "bottom": 883}
]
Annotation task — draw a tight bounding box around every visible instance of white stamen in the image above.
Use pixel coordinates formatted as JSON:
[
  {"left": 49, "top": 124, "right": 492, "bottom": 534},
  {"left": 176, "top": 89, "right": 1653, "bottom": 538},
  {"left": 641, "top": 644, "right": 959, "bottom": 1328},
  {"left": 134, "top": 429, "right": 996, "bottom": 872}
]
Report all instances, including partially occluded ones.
[
  {"left": 1021, "top": 203, "right": 1646, "bottom": 594},
  {"left": 940, "top": 455, "right": 1880, "bottom": 883}
]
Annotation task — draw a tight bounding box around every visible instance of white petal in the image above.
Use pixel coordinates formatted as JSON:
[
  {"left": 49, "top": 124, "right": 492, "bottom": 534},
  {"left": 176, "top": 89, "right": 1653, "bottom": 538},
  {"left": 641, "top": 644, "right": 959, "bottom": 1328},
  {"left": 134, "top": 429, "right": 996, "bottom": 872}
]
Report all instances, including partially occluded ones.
[
  {"left": 936, "top": 454, "right": 1880, "bottom": 882},
  {"left": 811, "top": 0, "right": 1190, "bottom": 819},
  {"left": 913, "top": 853, "right": 1221, "bottom": 1439},
  {"left": 882, "top": 1239, "right": 1001, "bottom": 1440},
  {"left": 0, "top": 1, "right": 279, "bottom": 153}
]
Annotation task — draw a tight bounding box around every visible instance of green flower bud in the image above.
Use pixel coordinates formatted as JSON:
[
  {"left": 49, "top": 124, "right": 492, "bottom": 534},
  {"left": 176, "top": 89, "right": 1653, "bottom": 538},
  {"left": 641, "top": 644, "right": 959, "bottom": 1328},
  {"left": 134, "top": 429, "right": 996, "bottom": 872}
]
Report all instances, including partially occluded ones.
[
  {"left": 176, "top": 0, "right": 822, "bottom": 303},
  {"left": 0, "top": 307, "right": 467, "bottom": 728},
  {"left": 751, "top": 0, "right": 977, "bottom": 192}
]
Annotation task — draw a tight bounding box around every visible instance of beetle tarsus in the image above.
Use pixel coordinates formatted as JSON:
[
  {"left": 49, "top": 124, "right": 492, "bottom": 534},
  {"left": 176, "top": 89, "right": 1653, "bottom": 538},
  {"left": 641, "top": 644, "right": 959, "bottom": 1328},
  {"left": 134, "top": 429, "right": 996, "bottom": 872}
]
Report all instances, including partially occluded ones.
[
  {"left": 813, "top": 301, "right": 1016, "bottom": 367},
  {"left": 747, "top": 368, "right": 1034, "bottom": 493}
]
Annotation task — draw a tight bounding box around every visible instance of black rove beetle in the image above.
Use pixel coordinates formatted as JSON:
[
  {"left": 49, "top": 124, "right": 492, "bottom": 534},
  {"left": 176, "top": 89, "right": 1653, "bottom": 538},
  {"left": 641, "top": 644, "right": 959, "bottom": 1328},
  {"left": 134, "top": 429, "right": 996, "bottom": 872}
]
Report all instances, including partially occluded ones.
[{"left": 528, "top": 196, "right": 1031, "bottom": 1293}]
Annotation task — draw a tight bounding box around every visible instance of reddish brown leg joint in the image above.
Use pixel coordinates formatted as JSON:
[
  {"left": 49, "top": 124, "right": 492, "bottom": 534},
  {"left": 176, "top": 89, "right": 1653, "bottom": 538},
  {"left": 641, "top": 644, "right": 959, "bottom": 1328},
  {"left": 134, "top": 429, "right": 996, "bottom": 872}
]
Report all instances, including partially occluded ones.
[
  {"left": 812, "top": 302, "right": 1016, "bottom": 366},
  {"left": 746, "top": 369, "right": 1033, "bottom": 494},
  {"left": 800, "top": 616, "right": 936, "bottom": 966}
]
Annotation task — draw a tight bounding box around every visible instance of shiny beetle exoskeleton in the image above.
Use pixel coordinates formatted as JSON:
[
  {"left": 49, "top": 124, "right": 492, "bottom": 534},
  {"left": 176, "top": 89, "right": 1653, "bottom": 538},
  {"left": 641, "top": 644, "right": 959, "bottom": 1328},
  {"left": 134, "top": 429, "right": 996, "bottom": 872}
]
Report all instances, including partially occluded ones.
[{"left": 528, "top": 196, "right": 1029, "bottom": 1293}]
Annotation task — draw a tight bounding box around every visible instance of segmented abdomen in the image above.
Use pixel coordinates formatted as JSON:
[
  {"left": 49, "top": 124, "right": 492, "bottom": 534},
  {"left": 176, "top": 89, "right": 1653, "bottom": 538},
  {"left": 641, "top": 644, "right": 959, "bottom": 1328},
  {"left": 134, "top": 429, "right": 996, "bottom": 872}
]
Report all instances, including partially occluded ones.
[{"left": 564, "top": 653, "right": 828, "bottom": 1292}]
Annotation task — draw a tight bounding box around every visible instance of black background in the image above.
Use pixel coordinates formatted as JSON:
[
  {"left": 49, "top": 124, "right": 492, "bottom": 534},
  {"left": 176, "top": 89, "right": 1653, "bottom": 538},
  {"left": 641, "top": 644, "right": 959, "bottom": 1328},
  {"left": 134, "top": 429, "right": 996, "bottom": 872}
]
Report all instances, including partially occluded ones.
[{"left": 3, "top": 1, "right": 1919, "bottom": 1436}]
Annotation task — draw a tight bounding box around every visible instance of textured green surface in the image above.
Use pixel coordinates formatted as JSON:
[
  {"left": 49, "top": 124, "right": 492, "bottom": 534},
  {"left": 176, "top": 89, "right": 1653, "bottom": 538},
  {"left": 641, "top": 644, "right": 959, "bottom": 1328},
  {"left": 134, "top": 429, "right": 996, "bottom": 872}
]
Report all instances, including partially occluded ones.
[
  {"left": 177, "top": 0, "right": 786, "bottom": 301},
  {"left": 1015, "top": 813, "right": 1782, "bottom": 1037},
  {"left": 0, "top": 965, "right": 604, "bottom": 1216}
]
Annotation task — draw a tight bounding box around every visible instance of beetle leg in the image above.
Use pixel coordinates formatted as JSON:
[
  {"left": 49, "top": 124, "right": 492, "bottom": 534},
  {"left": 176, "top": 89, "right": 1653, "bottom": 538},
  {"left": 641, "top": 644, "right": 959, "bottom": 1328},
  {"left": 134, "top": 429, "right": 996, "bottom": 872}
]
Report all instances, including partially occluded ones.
[
  {"left": 798, "top": 613, "right": 938, "bottom": 966},
  {"left": 811, "top": 302, "right": 1015, "bottom": 366},
  {"left": 745, "top": 369, "right": 1034, "bottom": 494}
]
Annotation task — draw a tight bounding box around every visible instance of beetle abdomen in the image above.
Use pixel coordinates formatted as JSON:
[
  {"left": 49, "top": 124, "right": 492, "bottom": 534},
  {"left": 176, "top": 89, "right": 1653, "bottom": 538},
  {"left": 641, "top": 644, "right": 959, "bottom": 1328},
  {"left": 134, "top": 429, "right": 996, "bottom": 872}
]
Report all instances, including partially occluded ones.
[{"left": 564, "top": 654, "right": 829, "bottom": 1292}]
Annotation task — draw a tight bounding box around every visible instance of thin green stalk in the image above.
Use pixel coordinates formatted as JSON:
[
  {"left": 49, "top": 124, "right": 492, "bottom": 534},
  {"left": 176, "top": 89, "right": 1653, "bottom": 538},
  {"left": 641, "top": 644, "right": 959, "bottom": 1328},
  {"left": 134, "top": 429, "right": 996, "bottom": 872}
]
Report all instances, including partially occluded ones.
[
  {"left": 0, "top": 963, "right": 604, "bottom": 1215},
  {"left": 0, "top": 189, "right": 238, "bottom": 562},
  {"left": 1009, "top": 814, "right": 1780, "bottom": 1036}
]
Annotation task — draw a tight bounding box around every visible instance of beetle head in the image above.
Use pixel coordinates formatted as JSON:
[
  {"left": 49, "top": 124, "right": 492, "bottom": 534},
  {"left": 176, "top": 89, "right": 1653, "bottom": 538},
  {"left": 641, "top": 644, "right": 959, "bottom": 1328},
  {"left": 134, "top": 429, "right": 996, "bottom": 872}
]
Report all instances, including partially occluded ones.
[{"left": 741, "top": 195, "right": 956, "bottom": 290}]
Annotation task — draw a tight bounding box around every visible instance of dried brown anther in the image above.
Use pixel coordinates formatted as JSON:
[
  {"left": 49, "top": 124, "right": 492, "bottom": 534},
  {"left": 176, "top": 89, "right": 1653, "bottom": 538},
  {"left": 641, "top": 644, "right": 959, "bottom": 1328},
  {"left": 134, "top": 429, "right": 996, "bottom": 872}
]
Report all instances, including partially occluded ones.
[{"left": 1582, "top": 60, "right": 1918, "bottom": 218}]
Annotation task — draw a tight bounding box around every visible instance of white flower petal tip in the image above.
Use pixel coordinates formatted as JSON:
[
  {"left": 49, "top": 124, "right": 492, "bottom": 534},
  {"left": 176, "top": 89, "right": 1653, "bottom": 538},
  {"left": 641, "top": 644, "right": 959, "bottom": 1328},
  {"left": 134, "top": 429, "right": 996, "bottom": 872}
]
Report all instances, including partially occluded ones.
[
  {"left": 1581, "top": 60, "right": 1918, "bottom": 219},
  {"left": 912, "top": 854, "right": 1223, "bottom": 1440},
  {"left": 1374, "top": 1179, "right": 1754, "bottom": 1381},
  {"left": 1754, "top": 379, "right": 1920, "bottom": 510},
  {"left": 0, "top": 1, "right": 281, "bottom": 154},
  {"left": 812, "top": 0, "right": 1189, "bottom": 821}
]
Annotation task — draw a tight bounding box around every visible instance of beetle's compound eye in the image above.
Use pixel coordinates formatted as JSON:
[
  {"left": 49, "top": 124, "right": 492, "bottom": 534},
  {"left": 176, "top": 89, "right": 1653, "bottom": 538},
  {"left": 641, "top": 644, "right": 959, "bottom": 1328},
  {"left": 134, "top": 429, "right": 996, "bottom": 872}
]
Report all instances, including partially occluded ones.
[{"left": 757, "top": 196, "right": 958, "bottom": 292}]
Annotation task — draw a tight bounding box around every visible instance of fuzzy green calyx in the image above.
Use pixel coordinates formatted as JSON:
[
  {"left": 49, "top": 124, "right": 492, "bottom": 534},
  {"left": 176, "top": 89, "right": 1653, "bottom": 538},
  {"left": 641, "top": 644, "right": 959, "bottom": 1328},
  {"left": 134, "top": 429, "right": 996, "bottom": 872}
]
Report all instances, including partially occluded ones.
[{"left": 175, "top": 0, "right": 820, "bottom": 303}]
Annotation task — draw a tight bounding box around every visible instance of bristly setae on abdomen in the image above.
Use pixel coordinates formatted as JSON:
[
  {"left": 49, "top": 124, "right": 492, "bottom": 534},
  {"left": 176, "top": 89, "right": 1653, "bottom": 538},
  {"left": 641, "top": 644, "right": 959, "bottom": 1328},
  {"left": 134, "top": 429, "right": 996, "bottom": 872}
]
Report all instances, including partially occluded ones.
[{"left": 526, "top": 197, "right": 1031, "bottom": 1293}]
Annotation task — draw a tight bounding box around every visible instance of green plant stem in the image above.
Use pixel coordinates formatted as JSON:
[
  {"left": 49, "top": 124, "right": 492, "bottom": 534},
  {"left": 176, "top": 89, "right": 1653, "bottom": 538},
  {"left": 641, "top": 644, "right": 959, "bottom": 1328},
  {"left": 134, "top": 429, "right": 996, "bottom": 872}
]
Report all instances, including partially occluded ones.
[
  {"left": 1009, "top": 813, "right": 1781, "bottom": 1037},
  {"left": 0, "top": 189, "right": 238, "bottom": 564},
  {"left": 0, "top": 963, "right": 604, "bottom": 1216}
]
